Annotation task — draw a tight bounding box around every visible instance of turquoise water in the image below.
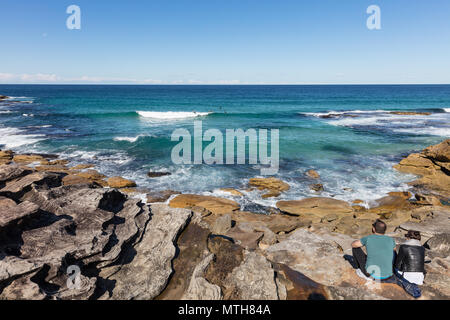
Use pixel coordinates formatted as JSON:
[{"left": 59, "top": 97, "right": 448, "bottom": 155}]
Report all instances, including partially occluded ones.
[{"left": 0, "top": 85, "right": 449, "bottom": 207}]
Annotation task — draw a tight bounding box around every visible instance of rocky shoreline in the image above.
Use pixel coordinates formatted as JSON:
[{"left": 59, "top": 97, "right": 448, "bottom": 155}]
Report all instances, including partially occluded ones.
[{"left": 0, "top": 140, "right": 449, "bottom": 300}]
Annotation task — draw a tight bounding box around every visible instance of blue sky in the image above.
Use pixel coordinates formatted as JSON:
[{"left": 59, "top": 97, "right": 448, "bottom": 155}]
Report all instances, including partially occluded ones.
[{"left": 1, "top": 0, "right": 450, "bottom": 84}]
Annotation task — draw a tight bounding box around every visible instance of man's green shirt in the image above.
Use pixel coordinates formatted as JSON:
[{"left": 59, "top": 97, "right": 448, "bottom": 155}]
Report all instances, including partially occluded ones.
[{"left": 360, "top": 234, "right": 396, "bottom": 279}]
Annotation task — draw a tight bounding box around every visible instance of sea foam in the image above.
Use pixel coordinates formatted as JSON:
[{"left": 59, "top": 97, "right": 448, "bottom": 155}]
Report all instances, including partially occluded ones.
[
  {"left": 0, "top": 127, "right": 45, "bottom": 148},
  {"left": 394, "top": 127, "right": 450, "bottom": 137},
  {"left": 300, "top": 110, "right": 388, "bottom": 117},
  {"left": 136, "top": 111, "right": 212, "bottom": 120}
]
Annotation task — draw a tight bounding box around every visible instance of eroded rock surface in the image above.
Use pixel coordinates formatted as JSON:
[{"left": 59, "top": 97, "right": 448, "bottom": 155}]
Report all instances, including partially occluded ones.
[{"left": 104, "top": 204, "right": 192, "bottom": 300}]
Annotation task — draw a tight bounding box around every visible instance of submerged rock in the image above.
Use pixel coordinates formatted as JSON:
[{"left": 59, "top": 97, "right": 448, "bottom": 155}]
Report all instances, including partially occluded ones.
[
  {"left": 389, "top": 111, "right": 431, "bottom": 116},
  {"left": 305, "top": 169, "right": 320, "bottom": 179},
  {"left": 310, "top": 183, "right": 324, "bottom": 192},
  {"left": 147, "top": 171, "right": 171, "bottom": 178}
]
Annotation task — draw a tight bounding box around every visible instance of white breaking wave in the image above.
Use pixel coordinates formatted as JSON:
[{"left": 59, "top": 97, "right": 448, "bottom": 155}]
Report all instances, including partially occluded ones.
[
  {"left": 394, "top": 127, "right": 450, "bottom": 137},
  {"left": 136, "top": 111, "right": 212, "bottom": 120},
  {"left": 0, "top": 127, "right": 45, "bottom": 148},
  {"left": 328, "top": 116, "right": 386, "bottom": 127},
  {"left": 113, "top": 134, "right": 152, "bottom": 143},
  {"left": 26, "top": 125, "right": 52, "bottom": 129},
  {"left": 5, "top": 96, "right": 33, "bottom": 99},
  {"left": 2, "top": 96, "right": 34, "bottom": 104},
  {"left": 0, "top": 110, "right": 12, "bottom": 114},
  {"left": 444, "top": 108, "right": 450, "bottom": 113},
  {"left": 113, "top": 136, "right": 140, "bottom": 143},
  {"left": 323, "top": 111, "right": 450, "bottom": 137},
  {"left": 300, "top": 110, "right": 388, "bottom": 117}
]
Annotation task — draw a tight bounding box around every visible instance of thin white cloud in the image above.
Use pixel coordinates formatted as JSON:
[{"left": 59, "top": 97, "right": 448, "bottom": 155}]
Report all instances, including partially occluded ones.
[
  {"left": 0, "top": 73, "right": 15, "bottom": 81},
  {"left": 21, "top": 73, "right": 59, "bottom": 82},
  {"left": 0, "top": 73, "right": 60, "bottom": 83},
  {"left": 0, "top": 72, "right": 250, "bottom": 84},
  {"left": 217, "top": 79, "right": 241, "bottom": 85}
]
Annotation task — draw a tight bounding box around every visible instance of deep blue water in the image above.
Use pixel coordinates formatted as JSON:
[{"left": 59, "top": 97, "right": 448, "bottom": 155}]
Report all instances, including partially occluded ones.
[{"left": 0, "top": 85, "right": 449, "bottom": 206}]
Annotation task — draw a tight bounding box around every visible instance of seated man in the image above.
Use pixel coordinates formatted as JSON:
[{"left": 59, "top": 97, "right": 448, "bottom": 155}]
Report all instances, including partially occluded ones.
[{"left": 351, "top": 219, "right": 396, "bottom": 282}]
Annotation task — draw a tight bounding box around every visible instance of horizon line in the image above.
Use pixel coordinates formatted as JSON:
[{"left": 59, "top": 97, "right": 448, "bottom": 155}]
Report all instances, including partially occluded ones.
[{"left": 1, "top": 83, "right": 450, "bottom": 86}]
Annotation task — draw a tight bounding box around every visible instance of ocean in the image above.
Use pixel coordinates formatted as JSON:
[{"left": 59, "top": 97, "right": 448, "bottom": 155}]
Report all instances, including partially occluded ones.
[{"left": 0, "top": 84, "right": 449, "bottom": 208}]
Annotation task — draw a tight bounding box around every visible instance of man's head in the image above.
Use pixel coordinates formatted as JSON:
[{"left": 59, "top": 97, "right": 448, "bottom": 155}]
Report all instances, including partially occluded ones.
[{"left": 372, "top": 219, "right": 387, "bottom": 235}]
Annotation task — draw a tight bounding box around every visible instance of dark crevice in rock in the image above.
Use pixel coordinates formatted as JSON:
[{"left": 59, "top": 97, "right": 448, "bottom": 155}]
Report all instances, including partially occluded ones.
[
  {"left": 101, "top": 216, "right": 125, "bottom": 256},
  {"left": 89, "top": 277, "right": 116, "bottom": 300},
  {"left": 208, "top": 234, "right": 235, "bottom": 243},
  {"left": 30, "top": 264, "right": 60, "bottom": 297},
  {"left": 98, "top": 190, "right": 126, "bottom": 213},
  {"left": 84, "top": 203, "right": 154, "bottom": 299},
  {"left": 0, "top": 210, "right": 71, "bottom": 257},
  {"left": 272, "top": 263, "right": 329, "bottom": 300},
  {"left": 156, "top": 217, "right": 211, "bottom": 300},
  {"left": 100, "top": 207, "right": 152, "bottom": 272},
  {"left": 155, "top": 211, "right": 195, "bottom": 299},
  {"left": 0, "top": 174, "right": 64, "bottom": 202},
  {"left": 64, "top": 222, "right": 77, "bottom": 236}
]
